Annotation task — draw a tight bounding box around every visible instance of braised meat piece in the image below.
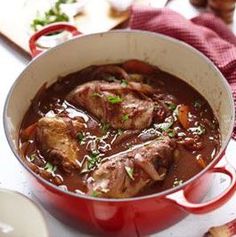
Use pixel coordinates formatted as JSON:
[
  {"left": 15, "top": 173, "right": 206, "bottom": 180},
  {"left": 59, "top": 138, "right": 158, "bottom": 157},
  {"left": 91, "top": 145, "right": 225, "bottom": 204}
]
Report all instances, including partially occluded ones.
[
  {"left": 67, "top": 80, "right": 156, "bottom": 130},
  {"left": 36, "top": 117, "right": 84, "bottom": 173},
  {"left": 87, "top": 137, "right": 176, "bottom": 198}
]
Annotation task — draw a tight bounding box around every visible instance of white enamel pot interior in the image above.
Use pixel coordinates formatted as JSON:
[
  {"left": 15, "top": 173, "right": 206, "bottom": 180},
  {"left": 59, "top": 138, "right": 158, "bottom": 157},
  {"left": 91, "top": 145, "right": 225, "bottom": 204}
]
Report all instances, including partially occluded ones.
[{"left": 3, "top": 30, "right": 235, "bottom": 211}]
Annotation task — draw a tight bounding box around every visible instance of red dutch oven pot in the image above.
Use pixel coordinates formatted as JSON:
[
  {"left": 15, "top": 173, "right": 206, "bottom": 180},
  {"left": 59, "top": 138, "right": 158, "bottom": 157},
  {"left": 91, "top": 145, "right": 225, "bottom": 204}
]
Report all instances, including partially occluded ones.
[{"left": 4, "top": 23, "right": 236, "bottom": 236}]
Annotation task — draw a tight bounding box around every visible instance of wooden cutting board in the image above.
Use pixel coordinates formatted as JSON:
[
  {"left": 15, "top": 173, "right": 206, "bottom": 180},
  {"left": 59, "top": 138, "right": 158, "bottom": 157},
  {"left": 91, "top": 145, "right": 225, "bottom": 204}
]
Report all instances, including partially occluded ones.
[
  {"left": 0, "top": 0, "right": 168, "bottom": 56},
  {"left": 0, "top": 0, "right": 128, "bottom": 55}
]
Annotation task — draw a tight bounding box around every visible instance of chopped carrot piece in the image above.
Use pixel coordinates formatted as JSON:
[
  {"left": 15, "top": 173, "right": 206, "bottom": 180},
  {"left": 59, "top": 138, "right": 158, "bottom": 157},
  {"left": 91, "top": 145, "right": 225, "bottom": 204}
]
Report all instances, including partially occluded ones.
[
  {"left": 196, "top": 156, "right": 207, "bottom": 169},
  {"left": 21, "top": 123, "right": 37, "bottom": 139},
  {"left": 178, "top": 104, "right": 189, "bottom": 129},
  {"left": 122, "top": 59, "right": 156, "bottom": 74}
]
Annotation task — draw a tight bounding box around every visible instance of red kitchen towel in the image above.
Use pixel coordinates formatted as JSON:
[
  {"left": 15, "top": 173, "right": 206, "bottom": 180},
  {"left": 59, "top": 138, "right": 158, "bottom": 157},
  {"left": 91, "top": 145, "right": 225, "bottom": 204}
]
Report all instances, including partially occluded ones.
[{"left": 129, "top": 6, "right": 236, "bottom": 139}]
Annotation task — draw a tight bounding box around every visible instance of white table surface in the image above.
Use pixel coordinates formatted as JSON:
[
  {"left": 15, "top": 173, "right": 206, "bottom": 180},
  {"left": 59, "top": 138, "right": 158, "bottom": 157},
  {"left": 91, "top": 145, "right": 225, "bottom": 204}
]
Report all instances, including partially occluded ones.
[{"left": 1, "top": 0, "right": 236, "bottom": 236}]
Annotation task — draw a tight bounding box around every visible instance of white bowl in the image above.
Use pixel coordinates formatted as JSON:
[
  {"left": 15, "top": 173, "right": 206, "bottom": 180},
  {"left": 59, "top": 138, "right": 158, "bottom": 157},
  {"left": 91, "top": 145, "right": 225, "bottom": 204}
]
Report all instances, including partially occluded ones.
[
  {"left": 0, "top": 189, "right": 48, "bottom": 237},
  {"left": 60, "top": 0, "right": 88, "bottom": 16}
]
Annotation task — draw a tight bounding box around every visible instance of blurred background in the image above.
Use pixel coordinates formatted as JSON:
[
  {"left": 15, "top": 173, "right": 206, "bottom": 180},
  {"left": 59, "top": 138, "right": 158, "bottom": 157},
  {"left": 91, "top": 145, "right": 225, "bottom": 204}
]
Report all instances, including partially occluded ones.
[{"left": 1, "top": 0, "right": 236, "bottom": 56}]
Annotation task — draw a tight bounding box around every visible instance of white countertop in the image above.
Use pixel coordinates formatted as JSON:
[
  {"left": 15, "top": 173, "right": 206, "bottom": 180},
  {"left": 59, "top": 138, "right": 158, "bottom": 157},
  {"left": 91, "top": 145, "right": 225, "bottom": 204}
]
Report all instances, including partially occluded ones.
[{"left": 1, "top": 1, "right": 236, "bottom": 236}]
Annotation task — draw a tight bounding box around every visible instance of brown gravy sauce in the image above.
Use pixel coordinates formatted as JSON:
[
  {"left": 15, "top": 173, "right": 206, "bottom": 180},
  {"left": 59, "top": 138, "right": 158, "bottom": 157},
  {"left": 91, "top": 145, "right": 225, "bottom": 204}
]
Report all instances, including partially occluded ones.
[{"left": 19, "top": 63, "right": 220, "bottom": 196}]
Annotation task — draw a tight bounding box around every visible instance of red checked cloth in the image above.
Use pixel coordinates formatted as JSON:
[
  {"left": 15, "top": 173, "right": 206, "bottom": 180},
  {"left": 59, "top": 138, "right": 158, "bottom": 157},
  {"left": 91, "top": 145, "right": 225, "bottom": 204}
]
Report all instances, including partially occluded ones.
[{"left": 129, "top": 6, "right": 236, "bottom": 139}]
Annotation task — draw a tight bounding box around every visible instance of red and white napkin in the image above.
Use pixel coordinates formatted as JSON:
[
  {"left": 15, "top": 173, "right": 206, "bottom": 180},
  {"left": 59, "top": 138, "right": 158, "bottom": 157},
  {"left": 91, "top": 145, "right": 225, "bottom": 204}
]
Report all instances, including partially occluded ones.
[{"left": 129, "top": 6, "right": 236, "bottom": 139}]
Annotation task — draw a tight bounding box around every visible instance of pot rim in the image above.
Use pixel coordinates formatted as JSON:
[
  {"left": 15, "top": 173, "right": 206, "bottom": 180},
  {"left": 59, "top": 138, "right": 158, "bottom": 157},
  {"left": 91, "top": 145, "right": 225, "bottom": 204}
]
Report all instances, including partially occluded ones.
[{"left": 3, "top": 29, "right": 235, "bottom": 203}]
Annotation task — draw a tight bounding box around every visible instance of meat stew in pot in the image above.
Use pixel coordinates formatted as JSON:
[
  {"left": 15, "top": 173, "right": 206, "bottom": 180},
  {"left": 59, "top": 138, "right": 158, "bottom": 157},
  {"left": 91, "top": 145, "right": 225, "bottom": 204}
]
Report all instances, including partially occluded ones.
[{"left": 19, "top": 60, "right": 220, "bottom": 198}]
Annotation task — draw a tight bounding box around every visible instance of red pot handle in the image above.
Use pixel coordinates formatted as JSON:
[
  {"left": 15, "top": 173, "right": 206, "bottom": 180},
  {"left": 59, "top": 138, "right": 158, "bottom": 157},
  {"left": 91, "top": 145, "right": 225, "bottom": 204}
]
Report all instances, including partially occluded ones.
[
  {"left": 166, "top": 164, "right": 236, "bottom": 214},
  {"left": 29, "top": 23, "right": 81, "bottom": 58}
]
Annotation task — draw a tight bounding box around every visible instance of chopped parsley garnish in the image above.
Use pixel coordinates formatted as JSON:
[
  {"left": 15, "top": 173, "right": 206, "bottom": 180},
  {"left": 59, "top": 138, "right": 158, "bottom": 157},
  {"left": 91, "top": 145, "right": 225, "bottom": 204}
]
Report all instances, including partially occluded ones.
[
  {"left": 167, "top": 129, "right": 176, "bottom": 138},
  {"left": 44, "top": 162, "right": 57, "bottom": 173},
  {"left": 127, "top": 144, "right": 133, "bottom": 149},
  {"left": 31, "top": 0, "right": 72, "bottom": 31},
  {"left": 107, "top": 95, "right": 123, "bottom": 104},
  {"left": 193, "top": 100, "right": 202, "bottom": 109},
  {"left": 188, "top": 125, "right": 206, "bottom": 135},
  {"left": 165, "top": 101, "right": 177, "bottom": 111},
  {"left": 87, "top": 152, "right": 100, "bottom": 170},
  {"left": 172, "top": 178, "right": 183, "bottom": 188},
  {"left": 76, "top": 132, "right": 84, "bottom": 143},
  {"left": 155, "top": 119, "right": 173, "bottom": 132},
  {"left": 117, "top": 128, "right": 123, "bottom": 135},
  {"left": 158, "top": 122, "right": 173, "bottom": 131},
  {"left": 92, "top": 92, "right": 102, "bottom": 98},
  {"left": 122, "top": 114, "right": 129, "bottom": 122},
  {"left": 172, "top": 105, "right": 181, "bottom": 121},
  {"left": 91, "top": 190, "right": 101, "bottom": 197},
  {"left": 29, "top": 154, "right": 37, "bottom": 162},
  {"left": 101, "top": 122, "right": 110, "bottom": 134},
  {"left": 121, "top": 79, "right": 128, "bottom": 87},
  {"left": 125, "top": 166, "right": 135, "bottom": 180}
]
